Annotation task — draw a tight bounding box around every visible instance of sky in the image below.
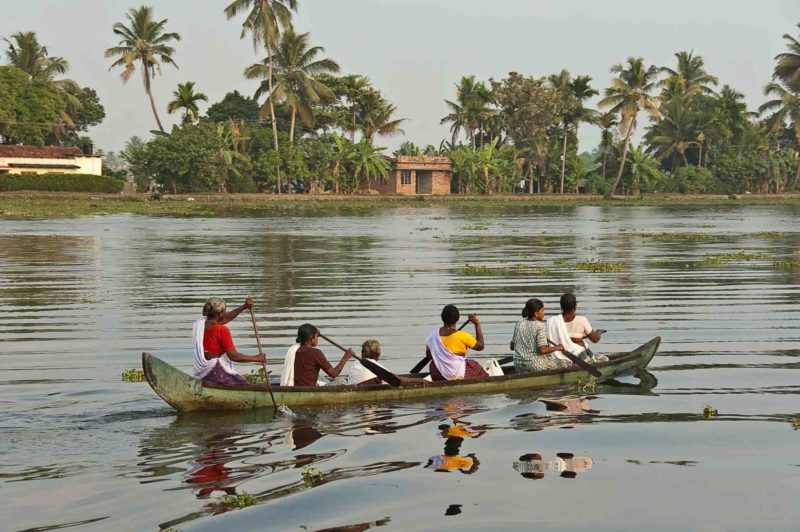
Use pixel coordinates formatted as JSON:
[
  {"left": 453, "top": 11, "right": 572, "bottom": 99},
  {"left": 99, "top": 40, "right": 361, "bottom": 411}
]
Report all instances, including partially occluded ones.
[{"left": 3, "top": 0, "right": 800, "bottom": 154}]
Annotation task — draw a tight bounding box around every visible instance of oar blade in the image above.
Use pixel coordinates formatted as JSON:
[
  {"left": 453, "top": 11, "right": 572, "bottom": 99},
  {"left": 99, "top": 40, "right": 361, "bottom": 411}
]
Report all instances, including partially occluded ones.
[{"left": 360, "top": 357, "right": 402, "bottom": 387}]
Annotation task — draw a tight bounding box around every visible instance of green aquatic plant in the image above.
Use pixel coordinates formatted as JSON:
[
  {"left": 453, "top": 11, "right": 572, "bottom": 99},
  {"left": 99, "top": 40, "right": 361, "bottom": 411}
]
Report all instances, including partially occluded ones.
[
  {"left": 302, "top": 466, "right": 324, "bottom": 486},
  {"left": 752, "top": 231, "right": 784, "bottom": 239},
  {"left": 220, "top": 492, "right": 257, "bottom": 508},
  {"left": 791, "top": 418, "right": 800, "bottom": 431},
  {"left": 577, "top": 375, "right": 596, "bottom": 393},
  {"left": 554, "top": 258, "right": 568, "bottom": 265},
  {"left": 533, "top": 267, "right": 552, "bottom": 275},
  {"left": 774, "top": 260, "right": 800, "bottom": 270},
  {"left": 633, "top": 232, "right": 722, "bottom": 241},
  {"left": 416, "top": 227, "right": 432, "bottom": 231},
  {"left": 121, "top": 369, "right": 146, "bottom": 382},
  {"left": 575, "top": 259, "right": 625, "bottom": 272},
  {"left": 243, "top": 368, "right": 267, "bottom": 385},
  {"left": 702, "top": 405, "right": 718, "bottom": 419},
  {"left": 462, "top": 224, "right": 488, "bottom": 230},
  {"left": 460, "top": 264, "right": 510, "bottom": 275},
  {"left": 702, "top": 251, "right": 769, "bottom": 265}
]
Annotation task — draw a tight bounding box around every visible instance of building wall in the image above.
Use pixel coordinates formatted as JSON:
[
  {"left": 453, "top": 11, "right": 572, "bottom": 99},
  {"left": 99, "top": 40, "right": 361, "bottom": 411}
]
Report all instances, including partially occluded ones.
[{"left": 0, "top": 155, "right": 102, "bottom": 175}]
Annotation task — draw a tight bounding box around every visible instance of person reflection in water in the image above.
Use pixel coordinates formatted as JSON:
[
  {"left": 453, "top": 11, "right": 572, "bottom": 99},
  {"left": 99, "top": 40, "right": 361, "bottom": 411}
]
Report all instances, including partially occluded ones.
[
  {"left": 186, "top": 447, "right": 238, "bottom": 498},
  {"left": 426, "top": 436, "right": 480, "bottom": 474},
  {"left": 513, "top": 452, "right": 594, "bottom": 479}
]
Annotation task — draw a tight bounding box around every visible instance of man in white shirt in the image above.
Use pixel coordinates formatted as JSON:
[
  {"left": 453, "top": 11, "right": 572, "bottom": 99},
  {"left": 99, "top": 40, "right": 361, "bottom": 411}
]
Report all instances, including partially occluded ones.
[
  {"left": 559, "top": 293, "right": 602, "bottom": 348},
  {"left": 349, "top": 339, "right": 388, "bottom": 385}
]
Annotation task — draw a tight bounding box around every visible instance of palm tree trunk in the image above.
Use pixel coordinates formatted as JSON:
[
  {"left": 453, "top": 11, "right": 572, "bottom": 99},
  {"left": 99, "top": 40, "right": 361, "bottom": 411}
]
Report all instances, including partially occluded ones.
[
  {"left": 333, "top": 159, "right": 340, "bottom": 194},
  {"left": 289, "top": 107, "right": 296, "bottom": 147},
  {"left": 351, "top": 109, "right": 356, "bottom": 143},
  {"left": 560, "top": 127, "right": 568, "bottom": 194},
  {"left": 606, "top": 121, "right": 634, "bottom": 199},
  {"left": 267, "top": 45, "right": 281, "bottom": 194},
  {"left": 143, "top": 64, "right": 164, "bottom": 132},
  {"left": 602, "top": 146, "right": 608, "bottom": 179}
]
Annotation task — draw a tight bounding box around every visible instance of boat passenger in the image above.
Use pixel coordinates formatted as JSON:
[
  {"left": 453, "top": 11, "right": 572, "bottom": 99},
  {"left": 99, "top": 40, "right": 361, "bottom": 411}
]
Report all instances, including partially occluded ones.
[
  {"left": 510, "top": 298, "right": 571, "bottom": 373},
  {"left": 547, "top": 293, "right": 607, "bottom": 362},
  {"left": 193, "top": 297, "right": 266, "bottom": 387},
  {"left": 292, "top": 323, "right": 354, "bottom": 387},
  {"left": 349, "top": 340, "right": 389, "bottom": 386},
  {"left": 426, "top": 305, "right": 488, "bottom": 381}
]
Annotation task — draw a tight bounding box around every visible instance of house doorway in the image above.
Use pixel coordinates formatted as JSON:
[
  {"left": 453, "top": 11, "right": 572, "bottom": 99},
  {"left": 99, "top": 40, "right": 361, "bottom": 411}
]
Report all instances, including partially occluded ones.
[{"left": 415, "top": 170, "right": 433, "bottom": 194}]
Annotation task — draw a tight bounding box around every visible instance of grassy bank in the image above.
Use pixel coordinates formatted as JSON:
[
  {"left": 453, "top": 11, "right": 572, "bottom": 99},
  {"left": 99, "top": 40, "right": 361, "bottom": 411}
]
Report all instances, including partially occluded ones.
[{"left": 1, "top": 192, "right": 800, "bottom": 218}]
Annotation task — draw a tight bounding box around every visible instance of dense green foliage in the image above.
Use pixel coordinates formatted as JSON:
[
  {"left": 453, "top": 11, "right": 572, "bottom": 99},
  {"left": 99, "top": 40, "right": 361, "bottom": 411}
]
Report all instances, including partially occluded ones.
[{"left": 0, "top": 173, "right": 124, "bottom": 193}]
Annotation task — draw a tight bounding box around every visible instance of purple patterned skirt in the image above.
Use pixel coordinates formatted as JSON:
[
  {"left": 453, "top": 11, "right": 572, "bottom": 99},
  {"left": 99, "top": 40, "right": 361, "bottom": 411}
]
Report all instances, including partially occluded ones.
[{"left": 202, "top": 363, "right": 250, "bottom": 387}]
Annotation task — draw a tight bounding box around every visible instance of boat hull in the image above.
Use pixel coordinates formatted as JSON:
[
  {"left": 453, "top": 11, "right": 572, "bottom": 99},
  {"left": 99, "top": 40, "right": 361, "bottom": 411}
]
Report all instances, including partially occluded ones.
[{"left": 142, "top": 337, "right": 660, "bottom": 412}]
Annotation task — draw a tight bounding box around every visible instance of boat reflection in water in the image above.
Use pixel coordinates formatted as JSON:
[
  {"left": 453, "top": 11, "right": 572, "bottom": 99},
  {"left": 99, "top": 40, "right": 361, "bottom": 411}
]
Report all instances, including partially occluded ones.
[{"left": 512, "top": 452, "right": 594, "bottom": 479}]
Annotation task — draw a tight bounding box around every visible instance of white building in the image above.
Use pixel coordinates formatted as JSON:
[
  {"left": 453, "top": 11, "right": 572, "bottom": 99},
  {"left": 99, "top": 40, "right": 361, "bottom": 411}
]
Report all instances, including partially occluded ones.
[{"left": 0, "top": 146, "right": 102, "bottom": 176}]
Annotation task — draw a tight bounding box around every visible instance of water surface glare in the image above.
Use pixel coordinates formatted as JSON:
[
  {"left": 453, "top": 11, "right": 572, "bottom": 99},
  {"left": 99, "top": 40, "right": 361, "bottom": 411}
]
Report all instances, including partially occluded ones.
[{"left": 1, "top": 205, "right": 799, "bottom": 531}]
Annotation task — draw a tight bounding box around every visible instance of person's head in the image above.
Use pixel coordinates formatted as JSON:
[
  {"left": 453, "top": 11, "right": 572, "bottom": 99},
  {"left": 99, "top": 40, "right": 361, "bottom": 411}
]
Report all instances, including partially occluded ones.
[
  {"left": 560, "top": 293, "right": 577, "bottom": 316},
  {"left": 204, "top": 297, "right": 227, "bottom": 321},
  {"left": 521, "top": 298, "right": 545, "bottom": 321},
  {"left": 296, "top": 323, "right": 319, "bottom": 346},
  {"left": 441, "top": 304, "right": 460, "bottom": 326},
  {"left": 361, "top": 340, "right": 381, "bottom": 360}
]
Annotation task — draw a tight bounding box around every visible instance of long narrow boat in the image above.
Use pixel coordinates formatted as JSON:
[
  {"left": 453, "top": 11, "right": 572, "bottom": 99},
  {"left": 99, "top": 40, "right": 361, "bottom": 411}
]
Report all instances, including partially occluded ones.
[{"left": 142, "top": 337, "right": 660, "bottom": 412}]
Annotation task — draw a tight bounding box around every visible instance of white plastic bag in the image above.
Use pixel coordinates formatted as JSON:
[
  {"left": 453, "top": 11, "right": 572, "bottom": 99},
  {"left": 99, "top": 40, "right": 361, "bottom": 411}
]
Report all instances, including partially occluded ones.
[{"left": 482, "top": 358, "right": 504, "bottom": 377}]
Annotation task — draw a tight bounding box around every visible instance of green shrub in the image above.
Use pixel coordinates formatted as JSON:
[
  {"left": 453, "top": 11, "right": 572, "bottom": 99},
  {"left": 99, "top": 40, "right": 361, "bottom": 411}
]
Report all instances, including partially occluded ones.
[
  {"left": 0, "top": 173, "right": 124, "bottom": 193},
  {"left": 673, "top": 166, "right": 723, "bottom": 194}
]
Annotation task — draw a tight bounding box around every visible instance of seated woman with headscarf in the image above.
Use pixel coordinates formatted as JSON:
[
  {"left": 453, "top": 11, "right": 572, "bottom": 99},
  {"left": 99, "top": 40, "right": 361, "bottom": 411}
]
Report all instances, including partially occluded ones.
[
  {"left": 193, "top": 297, "right": 266, "bottom": 386},
  {"left": 426, "top": 305, "right": 488, "bottom": 381}
]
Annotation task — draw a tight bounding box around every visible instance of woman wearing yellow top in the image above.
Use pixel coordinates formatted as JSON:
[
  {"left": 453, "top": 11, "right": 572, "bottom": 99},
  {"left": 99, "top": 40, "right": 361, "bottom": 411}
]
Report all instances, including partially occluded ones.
[{"left": 426, "top": 304, "right": 488, "bottom": 380}]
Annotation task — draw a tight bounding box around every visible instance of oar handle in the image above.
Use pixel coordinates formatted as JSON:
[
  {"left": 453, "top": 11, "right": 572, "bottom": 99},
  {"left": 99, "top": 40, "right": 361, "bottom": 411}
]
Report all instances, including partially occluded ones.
[
  {"left": 319, "top": 333, "right": 348, "bottom": 354},
  {"left": 249, "top": 305, "right": 278, "bottom": 410}
]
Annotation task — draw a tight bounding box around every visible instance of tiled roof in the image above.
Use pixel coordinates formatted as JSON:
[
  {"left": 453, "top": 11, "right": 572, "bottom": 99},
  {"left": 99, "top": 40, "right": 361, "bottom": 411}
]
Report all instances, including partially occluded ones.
[{"left": 0, "top": 146, "right": 83, "bottom": 159}]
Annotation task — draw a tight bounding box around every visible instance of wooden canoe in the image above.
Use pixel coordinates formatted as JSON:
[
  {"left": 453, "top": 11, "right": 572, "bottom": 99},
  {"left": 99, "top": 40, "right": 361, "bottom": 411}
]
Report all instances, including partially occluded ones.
[{"left": 142, "top": 337, "right": 660, "bottom": 412}]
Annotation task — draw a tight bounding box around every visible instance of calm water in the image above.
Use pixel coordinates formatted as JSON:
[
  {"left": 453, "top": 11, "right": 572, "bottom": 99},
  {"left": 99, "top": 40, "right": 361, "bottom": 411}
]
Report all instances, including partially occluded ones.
[{"left": 1, "top": 205, "right": 799, "bottom": 531}]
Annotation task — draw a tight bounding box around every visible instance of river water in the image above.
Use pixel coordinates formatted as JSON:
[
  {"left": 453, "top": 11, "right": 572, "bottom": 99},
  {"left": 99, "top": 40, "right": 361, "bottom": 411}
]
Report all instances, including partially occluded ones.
[{"left": 1, "top": 204, "right": 799, "bottom": 531}]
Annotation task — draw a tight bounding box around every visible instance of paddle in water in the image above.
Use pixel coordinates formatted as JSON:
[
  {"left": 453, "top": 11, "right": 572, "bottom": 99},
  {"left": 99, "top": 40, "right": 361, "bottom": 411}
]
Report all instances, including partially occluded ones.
[
  {"left": 410, "top": 319, "right": 471, "bottom": 374},
  {"left": 548, "top": 340, "right": 602, "bottom": 377},
  {"left": 319, "top": 333, "right": 403, "bottom": 387},
  {"left": 249, "top": 306, "right": 294, "bottom": 417}
]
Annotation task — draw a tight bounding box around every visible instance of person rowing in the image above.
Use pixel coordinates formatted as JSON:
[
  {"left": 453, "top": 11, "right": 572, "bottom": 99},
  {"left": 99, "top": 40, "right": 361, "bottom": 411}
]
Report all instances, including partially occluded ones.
[
  {"left": 426, "top": 305, "right": 488, "bottom": 381},
  {"left": 547, "top": 293, "right": 607, "bottom": 363},
  {"left": 192, "top": 297, "right": 266, "bottom": 387},
  {"left": 292, "top": 323, "right": 354, "bottom": 387}
]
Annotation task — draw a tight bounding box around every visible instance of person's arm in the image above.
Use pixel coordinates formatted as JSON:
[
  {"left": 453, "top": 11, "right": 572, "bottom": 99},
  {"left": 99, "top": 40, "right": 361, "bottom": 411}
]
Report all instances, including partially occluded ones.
[
  {"left": 318, "top": 349, "right": 354, "bottom": 378},
  {"left": 221, "top": 297, "right": 254, "bottom": 324},
  {"left": 224, "top": 347, "right": 266, "bottom": 364},
  {"left": 537, "top": 343, "right": 565, "bottom": 355},
  {"left": 586, "top": 329, "right": 602, "bottom": 344},
  {"left": 468, "top": 314, "right": 485, "bottom": 351}
]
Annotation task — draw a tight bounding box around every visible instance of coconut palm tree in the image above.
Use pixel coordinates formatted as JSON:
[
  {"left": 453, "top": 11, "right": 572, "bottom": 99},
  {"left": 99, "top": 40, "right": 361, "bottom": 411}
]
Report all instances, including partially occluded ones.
[
  {"left": 774, "top": 23, "right": 800, "bottom": 84},
  {"left": 338, "top": 74, "right": 372, "bottom": 142},
  {"left": 358, "top": 91, "right": 406, "bottom": 145},
  {"left": 330, "top": 133, "right": 353, "bottom": 193},
  {"left": 105, "top": 6, "right": 181, "bottom": 132},
  {"left": 440, "top": 75, "right": 493, "bottom": 148},
  {"left": 759, "top": 79, "right": 800, "bottom": 189},
  {"left": 595, "top": 110, "right": 618, "bottom": 179},
  {"left": 660, "top": 51, "right": 719, "bottom": 100},
  {"left": 225, "top": 0, "right": 297, "bottom": 191},
  {"left": 645, "top": 98, "right": 700, "bottom": 169},
  {"left": 245, "top": 28, "right": 339, "bottom": 145},
  {"left": 598, "top": 57, "right": 661, "bottom": 197},
  {"left": 3, "top": 31, "right": 69, "bottom": 81},
  {"left": 167, "top": 82, "right": 208, "bottom": 124}
]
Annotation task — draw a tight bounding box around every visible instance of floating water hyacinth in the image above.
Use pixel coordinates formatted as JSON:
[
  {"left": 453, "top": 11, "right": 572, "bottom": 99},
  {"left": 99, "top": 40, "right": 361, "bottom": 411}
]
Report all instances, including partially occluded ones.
[
  {"left": 577, "top": 375, "right": 597, "bottom": 393},
  {"left": 633, "top": 232, "right": 722, "bottom": 241},
  {"left": 774, "top": 260, "right": 800, "bottom": 270},
  {"left": 702, "top": 251, "right": 769, "bottom": 265},
  {"left": 220, "top": 492, "right": 257, "bottom": 508},
  {"left": 575, "top": 259, "right": 625, "bottom": 272},
  {"left": 121, "top": 369, "right": 146, "bottom": 382},
  {"left": 752, "top": 231, "right": 784, "bottom": 239},
  {"left": 302, "top": 467, "right": 324, "bottom": 486},
  {"left": 702, "top": 405, "right": 718, "bottom": 419}
]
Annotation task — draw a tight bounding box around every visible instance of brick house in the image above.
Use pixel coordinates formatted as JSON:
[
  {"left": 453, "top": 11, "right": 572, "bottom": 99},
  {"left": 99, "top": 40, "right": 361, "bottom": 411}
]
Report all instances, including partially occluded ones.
[
  {"left": 0, "top": 146, "right": 102, "bottom": 176},
  {"left": 370, "top": 156, "right": 452, "bottom": 195}
]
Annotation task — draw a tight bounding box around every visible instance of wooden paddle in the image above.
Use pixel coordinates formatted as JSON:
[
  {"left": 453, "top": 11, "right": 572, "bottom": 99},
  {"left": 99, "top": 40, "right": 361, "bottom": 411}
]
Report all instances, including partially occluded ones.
[
  {"left": 410, "top": 319, "right": 471, "bottom": 374},
  {"left": 548, "top": 340, "right": 602, "bottom": 377},
  {"left": 319, "top": 333, "right": 403, "bottom": 387},
  {"left": 249, "top": 307, "right": 278, "bottom": 410}
]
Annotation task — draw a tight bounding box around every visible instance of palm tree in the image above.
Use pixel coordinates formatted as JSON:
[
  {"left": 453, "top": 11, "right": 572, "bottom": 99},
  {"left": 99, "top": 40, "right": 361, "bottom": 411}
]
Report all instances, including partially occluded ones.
[
  {"left": 3, "top": 31, "right": 69, "bottom": 81},
  {"left": 548, "top": 70, "right": 598, "bottom": 192},
  {"left": 245, "top": 28, "right": 339, "bottom": 145},
  {"left": 330, "top": 133, "right": 353, "bottom": 193},
  {"left": 225, "top": 0, "right": 297, "bottom": 192},
  {"left": 774, "top": 23, "right": 800, "bottom": 84},
  {"left": 598, "top": 57, "right": 661, "bottom": 197},
  {"left": 660, "top": 51, "right": 719, "bottom": 100},
  {"left": 595, "top": 111, "right": 618, "bottom": 179},
  {"left": 646, "top": 98, "right": 700, "bottom": 169},
  {"left": 105, "top": 6, "right": 181, "bottom": 132},
  {"left": 339, "top": 74, "right": 372, "bottom": 142},
  {"left": 167, "top": 82, "right": 208, "bottom": 124},
  {"left": 440, "top": 75, "right": 492, "bottom": 148},
  {"left": 350, "top": 141, "right": 390, "bottom": 192},
  {"left": 759, "top": 79, "right": 800, "bottom": 189},
  {"left": 627, "top": 144, "right": 664, "bottom": 194},
  {"left": 358, "top": 91, "right": 406, "bottom": 145}
]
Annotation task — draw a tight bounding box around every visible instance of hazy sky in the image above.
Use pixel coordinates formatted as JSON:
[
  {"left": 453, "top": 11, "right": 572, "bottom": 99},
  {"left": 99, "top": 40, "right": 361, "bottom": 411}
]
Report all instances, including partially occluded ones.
[{"left": 3, "top": 0, "right": 800, "bottom": 153}]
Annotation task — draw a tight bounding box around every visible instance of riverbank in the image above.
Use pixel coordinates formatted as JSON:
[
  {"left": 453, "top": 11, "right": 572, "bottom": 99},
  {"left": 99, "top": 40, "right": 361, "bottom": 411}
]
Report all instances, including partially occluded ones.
[{"left": 2, "top": 191, "right": 800, "bottom": 218}]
